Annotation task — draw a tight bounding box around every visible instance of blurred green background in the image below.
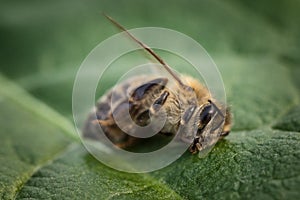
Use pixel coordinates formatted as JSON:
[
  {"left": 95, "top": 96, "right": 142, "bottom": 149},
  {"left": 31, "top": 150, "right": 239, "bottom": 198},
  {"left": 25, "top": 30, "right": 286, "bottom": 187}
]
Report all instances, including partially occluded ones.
[
  {"left": 1, "top": 0, "right": 300, "bottom": 199},
  {"left": 1, "top": 0, "right": 299, "bottom": 120}
]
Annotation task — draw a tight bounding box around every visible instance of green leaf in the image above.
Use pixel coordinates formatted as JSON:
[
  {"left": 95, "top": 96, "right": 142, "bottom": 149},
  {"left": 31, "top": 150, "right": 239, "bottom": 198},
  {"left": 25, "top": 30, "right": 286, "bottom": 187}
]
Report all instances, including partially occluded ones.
[
  {"left": 217, "top": 56, "right": 299, "bottom": 130},
  {"left": 17, "top": 145, "right": 183, "bottom": 199},
  {"left": 0, "top": 75, "right": 181, "bottom": 199},
  {"left": 0, "top": 75, "right": 73, "bottom": 199},
  {"left": 1, "top": 0, "right": 300, "bottom": 199},
  {"left": 1, "top": 74, "right": 299, "bottom": 199},
  {"left": 273, "top": 105, "right": 300, "bottom": 132},
  {"left": 151, "top": 129, "right": 300, "bottom": 199}
]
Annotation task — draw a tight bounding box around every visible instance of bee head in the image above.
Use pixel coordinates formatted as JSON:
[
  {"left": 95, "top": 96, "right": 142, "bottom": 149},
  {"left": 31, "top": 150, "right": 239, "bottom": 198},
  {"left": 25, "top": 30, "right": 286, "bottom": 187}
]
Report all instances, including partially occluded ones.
[
  {"left": 198, "top": 103, "right": 215, "bottom": 131},
  {"left": 189, "top": 100, "right": 226, "bottom": 154}
]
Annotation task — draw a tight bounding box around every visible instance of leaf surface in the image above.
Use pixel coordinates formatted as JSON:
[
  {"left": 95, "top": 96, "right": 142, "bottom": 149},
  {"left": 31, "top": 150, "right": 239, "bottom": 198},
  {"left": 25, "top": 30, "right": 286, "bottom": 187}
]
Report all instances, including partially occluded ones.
[{"left": 0, "top": 0, "right": 300, "bottom": 199}]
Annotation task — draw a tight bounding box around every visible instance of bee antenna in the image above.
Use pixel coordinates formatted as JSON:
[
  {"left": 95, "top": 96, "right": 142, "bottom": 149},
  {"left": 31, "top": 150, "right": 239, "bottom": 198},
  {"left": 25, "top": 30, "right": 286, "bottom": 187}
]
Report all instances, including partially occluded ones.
[{"left": 103, "top": 13, "right": 187, "bottom": 88}]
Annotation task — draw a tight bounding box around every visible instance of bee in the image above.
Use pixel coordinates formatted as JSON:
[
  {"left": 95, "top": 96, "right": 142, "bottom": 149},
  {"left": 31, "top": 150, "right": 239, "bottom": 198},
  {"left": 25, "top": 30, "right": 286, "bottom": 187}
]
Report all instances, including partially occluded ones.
[{"left": 83, "top": 15, "right": 232, "bottom": 154}]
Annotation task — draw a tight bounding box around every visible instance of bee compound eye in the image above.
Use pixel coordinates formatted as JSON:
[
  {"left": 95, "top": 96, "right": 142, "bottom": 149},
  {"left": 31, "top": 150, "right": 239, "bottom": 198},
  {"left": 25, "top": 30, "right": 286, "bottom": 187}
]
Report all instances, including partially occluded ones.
[{"left": 199, "top": 104, "right": 214, "bottom": 126}]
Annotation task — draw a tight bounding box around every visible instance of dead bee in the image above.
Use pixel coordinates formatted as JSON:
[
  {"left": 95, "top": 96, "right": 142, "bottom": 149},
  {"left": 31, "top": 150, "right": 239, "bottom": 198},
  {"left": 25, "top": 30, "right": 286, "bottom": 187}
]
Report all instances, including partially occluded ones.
[{"left": 83, "top": 15, "right": 231, "bottom": 154}]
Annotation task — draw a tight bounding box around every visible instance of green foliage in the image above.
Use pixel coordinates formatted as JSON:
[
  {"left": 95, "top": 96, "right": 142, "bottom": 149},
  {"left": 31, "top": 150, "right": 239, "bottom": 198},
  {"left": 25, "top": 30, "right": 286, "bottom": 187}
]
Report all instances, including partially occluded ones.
[
  {"left": 0, "top": 0, "right": 299, "bottom": 199},
  {"left": 0, "top": 76, "right": 181, "bottom": 200}
]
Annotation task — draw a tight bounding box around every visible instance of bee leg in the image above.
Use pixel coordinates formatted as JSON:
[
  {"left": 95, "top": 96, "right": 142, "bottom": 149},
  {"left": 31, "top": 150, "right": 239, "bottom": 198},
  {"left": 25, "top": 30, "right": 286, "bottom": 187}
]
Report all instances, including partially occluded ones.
[
  {"left": 189, "top": 139, "right": 200, "bottom": 154},
  {"left": 92, "top": 118, "right": 115, "bottom": 126},
  {"left": 100, "top": 123, "right": 139, "bottom": 149},
  {"left": 220, "top": 131, "right": 230, "bottom": 137},
  {"left": 114, "top": 135, "right": 138, "bottom": 149},
  {"left": 196, "top": 143, "right": 202, "bottom": 151}
]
